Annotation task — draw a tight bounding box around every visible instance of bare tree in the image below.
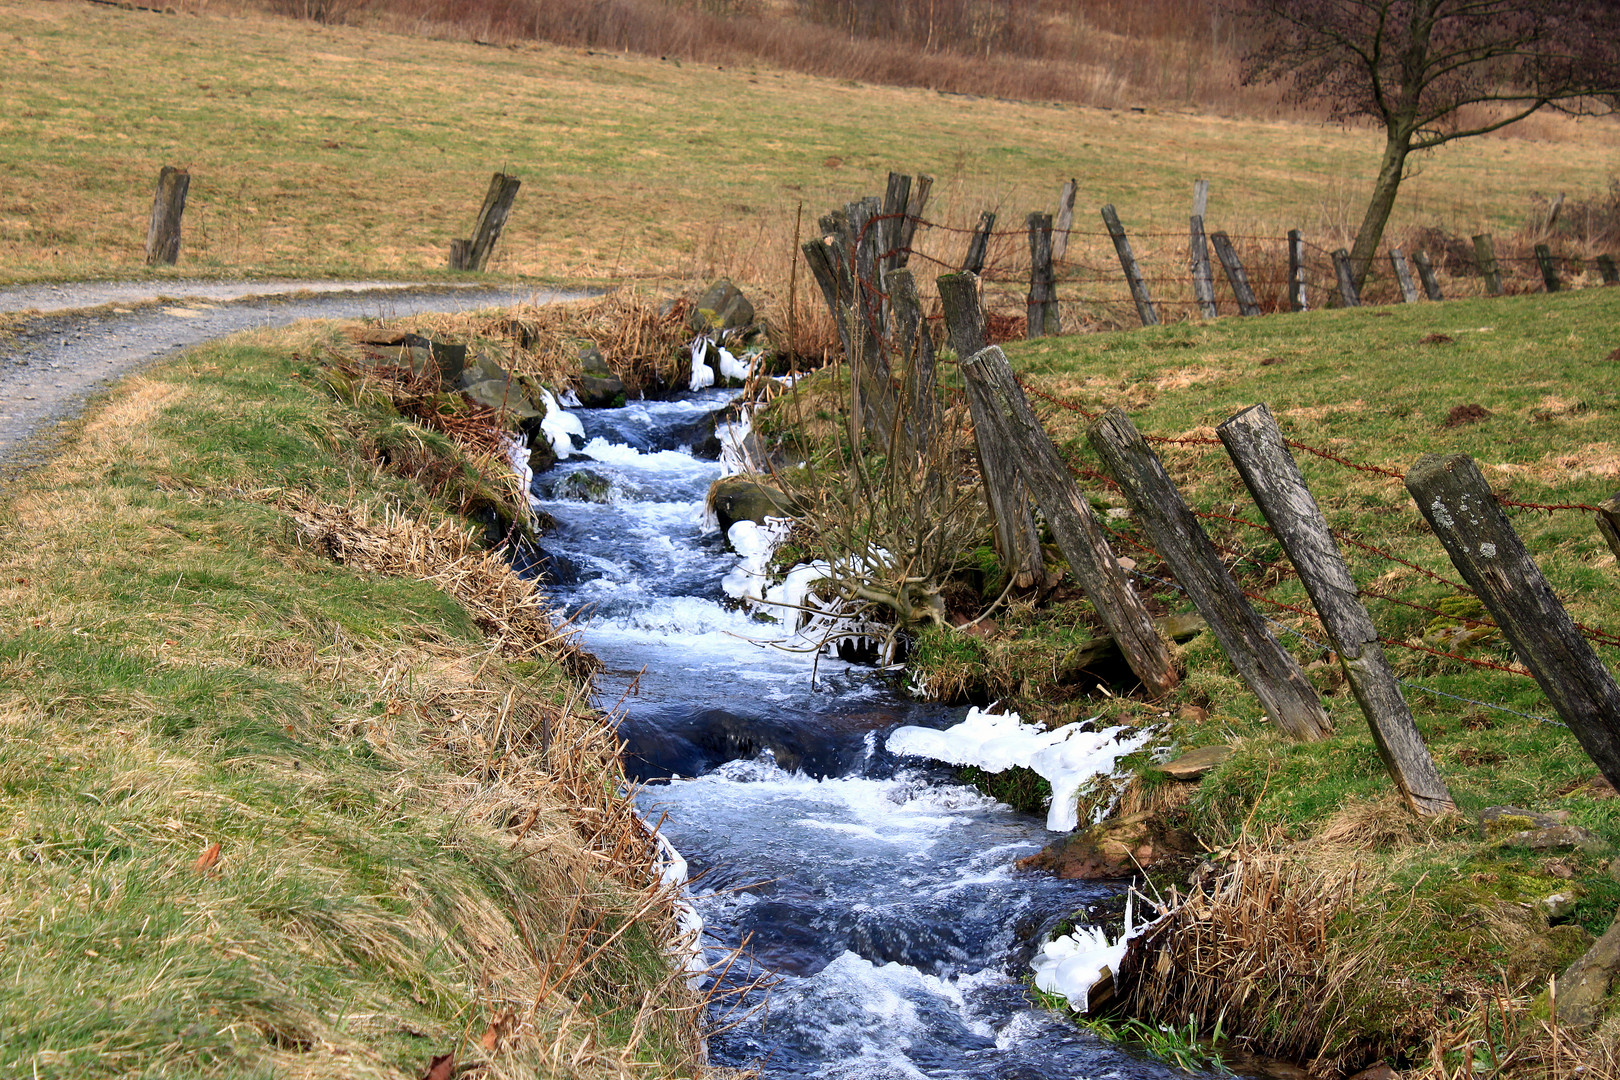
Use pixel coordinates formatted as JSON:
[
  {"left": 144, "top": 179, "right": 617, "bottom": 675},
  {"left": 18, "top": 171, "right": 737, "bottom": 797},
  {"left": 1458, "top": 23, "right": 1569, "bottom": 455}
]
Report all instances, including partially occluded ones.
[{"left": 1234, "top": 0, "right": 1620, "bottom": 287}]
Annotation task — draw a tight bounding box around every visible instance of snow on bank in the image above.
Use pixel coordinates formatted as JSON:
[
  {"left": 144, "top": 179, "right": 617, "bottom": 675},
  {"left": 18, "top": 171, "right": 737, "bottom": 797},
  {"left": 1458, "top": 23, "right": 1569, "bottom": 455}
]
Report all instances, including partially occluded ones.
[
  {"left": 886, "top": 708, "right": 1152, "bottom": 831},
  {"left": 1030, "top": 891, "right": 1143, "bottom": 1012}
]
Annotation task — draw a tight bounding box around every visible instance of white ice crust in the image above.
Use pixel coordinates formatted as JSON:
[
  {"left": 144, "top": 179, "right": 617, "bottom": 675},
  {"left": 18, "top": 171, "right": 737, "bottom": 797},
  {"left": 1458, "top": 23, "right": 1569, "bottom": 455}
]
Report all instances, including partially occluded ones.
[
  {"left": 886, "top": 708, "right": 1152, "bottom": 831},
  {"left": 539, "top": 388, "right": 586, "bottom": 459},
  {"left": 1030, "top": 891, "right": 1143, "bottom": 1012}
]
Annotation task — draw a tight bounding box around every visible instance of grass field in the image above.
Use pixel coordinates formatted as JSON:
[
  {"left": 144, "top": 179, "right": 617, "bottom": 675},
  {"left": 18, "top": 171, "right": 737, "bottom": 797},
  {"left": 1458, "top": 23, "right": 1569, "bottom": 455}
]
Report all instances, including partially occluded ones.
[
  {"left": 2, "top": 0, "right": 1618, "bottom": 293},
  {"left": 0, "top": 324, "right": 703, "bottom": 1079}
]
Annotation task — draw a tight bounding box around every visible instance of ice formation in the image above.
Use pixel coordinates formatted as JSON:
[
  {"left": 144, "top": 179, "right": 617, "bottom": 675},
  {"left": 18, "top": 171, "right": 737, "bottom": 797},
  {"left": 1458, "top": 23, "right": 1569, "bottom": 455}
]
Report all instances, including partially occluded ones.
[
  {"left": 688, "top": 335, "right": 716, "bottom": 391},
  {"left": 538, "top": 389, "right": 586, "bottom": 459},
  {"left": 720, "top": 518, "right": 794, "bottom": 600},
  {"left": 886, "top": 708, "right": 1152, "bottom": 831},
  {"left": 1030, "top": 891, "right": 1143, "bottom": 1011}
]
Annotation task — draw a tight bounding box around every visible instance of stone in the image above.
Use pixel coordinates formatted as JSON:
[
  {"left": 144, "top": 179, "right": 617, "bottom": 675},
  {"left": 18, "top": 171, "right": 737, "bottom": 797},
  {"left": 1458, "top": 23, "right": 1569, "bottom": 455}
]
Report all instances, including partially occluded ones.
[
  {"left": 1151, "top": 745, "right": 1231, "bottom": 780},
  {"left": 455, "top": 347, "right": 508, "bottom": 391},
  {"left": 1557, "top": 906, "right": 1620, "bottom": 1030},
  {"left": 1541, "top": 891, "right": 1581, "bottom": 920},
  {"left": 708, "top": 477, "right": 797, "bottom": 533},
  {"left": 344, "top": 326, "right": 414, "bottom": 347},
  {"left": 414, "top": 340, "right": 466, "bottom": 385},
  {"left": 527, "top": 436, "right": 557, "bottom": 477},
  {"left": 1346, "top": 1064, "right": 1399, "bottom": 1080},
  {"left": 1480, "top": 806, "right": 1570, "bottom": 838},
  {"left": 659, "top": 407, "right": 725, "bottom": 459},
  {"left": 689, "top": 278, "right": 755, "bottom": 333},
  {"left": 575, "top": 345, "right": 626, "bottom": 408},
  {"left": 1498, "top": 824, "right": 1602, "bottom": 851},
  {"left": 551, "top": 469, "right": 613, "bottom": 504},
  {"left": 1016, "top": 811, "right": 1196, "bottom": 879},
  {"left": 460, "top": 380, "right": 541, "bottom": 424}
]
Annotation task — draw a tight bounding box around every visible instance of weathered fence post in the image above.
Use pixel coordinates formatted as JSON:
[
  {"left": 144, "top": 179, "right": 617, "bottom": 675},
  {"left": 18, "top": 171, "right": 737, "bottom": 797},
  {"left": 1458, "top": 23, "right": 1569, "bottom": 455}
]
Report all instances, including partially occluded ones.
[
  {"left": 963, "top": 211, "right": 995, "bottom": 275},
  {"left": 1051, "top": 179, "right": 1078, "bottom": 262},
  {"left": 1331, "top": 249, "right": 1362, "bottom": 307},
  {"left": 1412, "top": 250, "right": 1445, "bottom": 301},
  {"left": 1219, "top": 404, "right": 1457, "bottom": 816},
  {"left": 1535, "top": 244, "right": 1562, "bottom": 292},
  {"left": 451, "top": 172, "right": 521, "bottom": 272},
  {"left": 1406, "top": 454, "right": 1620, "bottom": 791},
  {"left": 1190, "top": 216, "right": 1219, "bottom": 319},
  {"left": 1026, "top": 212, "right": 1060, "bottom": 338},
  {"left": 1101, "top": 205, "right": 1159, "bottom": 327},
  {"left": 1598, "top": 254, "right": 1619, "bottom": 285},
  {"left": 937, "top": 273, "right": 1045, "bottom": 590},
  {"left": 1192, "top": 178, "right": 1209, "bottom": 220},
  {"left": 1596, "top": 492, "right": 1620, "bottom": 566},
  {"left": 1089, "top": 408, "right": 1332, "bottom": 741},
  {"left": 1211, "top": 231, "right": 1261, "bottom": 316},
  {"left": 888, "top": 267, "right": 936, "bottom": 452},
  {"left": 1473, "top": 234, "right": 1504, "bottom": 296},
  {"left": 1389, "top": 247, "right": 1421, "bottom": 303},
  {"left": 145, "top": 165, "right": 190, "bottom": 266},
  {"left": 961, "top": 345, "right": 1179, "bottom": 696},
  {"left": 1287, "top": 229, "right": 1308, "bottom": 312},
  {"left": 895, "top": 173, "right": 933, "bottom": 269},
  {"left": 882, "top": 172, "right": 912, "bottom": 274},
  {"left": 843, "top": 196, "right": 899, "bottom": 441}
]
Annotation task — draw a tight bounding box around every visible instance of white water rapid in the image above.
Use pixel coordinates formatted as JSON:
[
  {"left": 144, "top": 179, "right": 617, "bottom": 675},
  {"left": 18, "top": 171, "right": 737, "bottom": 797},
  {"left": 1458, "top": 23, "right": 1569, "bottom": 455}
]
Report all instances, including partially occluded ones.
[{"left": 529, "top": 389, "right": 1197, "bottom": 1080}]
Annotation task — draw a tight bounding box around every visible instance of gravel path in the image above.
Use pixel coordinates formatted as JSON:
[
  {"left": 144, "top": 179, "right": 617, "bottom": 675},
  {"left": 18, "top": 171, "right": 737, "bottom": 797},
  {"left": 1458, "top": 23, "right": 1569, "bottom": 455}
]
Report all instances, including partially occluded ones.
[{"left": 0, "top": 280, "right": 584, "bottom": 477}]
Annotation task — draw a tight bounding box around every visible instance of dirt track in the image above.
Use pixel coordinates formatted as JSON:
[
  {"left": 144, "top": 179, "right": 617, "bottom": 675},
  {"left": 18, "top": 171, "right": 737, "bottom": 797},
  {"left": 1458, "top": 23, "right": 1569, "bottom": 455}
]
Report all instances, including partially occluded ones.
[{"left": 0, "top": 280, "right": 583, "bottom": 477}]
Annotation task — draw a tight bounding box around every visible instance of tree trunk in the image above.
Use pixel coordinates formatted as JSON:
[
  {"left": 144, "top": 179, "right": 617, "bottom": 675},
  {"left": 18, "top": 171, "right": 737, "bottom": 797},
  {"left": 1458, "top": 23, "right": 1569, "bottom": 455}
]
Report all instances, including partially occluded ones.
[{"left": 1349, "top": 133, "right": 1412, "bottom": 288}]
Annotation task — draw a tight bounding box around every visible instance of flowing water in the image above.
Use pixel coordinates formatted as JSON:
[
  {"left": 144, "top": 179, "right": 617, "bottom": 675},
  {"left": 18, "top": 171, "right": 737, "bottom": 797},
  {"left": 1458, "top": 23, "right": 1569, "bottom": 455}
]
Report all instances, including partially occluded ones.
[{"left": 532, "top": 390, "right": 1190, "bottom": 1080}]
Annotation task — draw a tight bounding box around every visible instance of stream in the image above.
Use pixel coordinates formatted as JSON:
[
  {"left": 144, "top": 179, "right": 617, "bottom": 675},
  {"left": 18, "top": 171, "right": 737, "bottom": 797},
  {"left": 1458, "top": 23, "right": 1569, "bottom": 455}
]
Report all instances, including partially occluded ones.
[{"left": 531, "top": 389, "right": 1197, "bottom": 1080}]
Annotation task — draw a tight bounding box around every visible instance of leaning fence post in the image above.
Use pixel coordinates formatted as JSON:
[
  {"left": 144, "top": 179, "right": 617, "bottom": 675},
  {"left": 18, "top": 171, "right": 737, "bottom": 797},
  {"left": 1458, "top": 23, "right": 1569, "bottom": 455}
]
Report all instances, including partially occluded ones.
[
  {"left": 1101, "top": 204, "right": 1159, "bottom": 327},
  {"left": 895, "top": 173, "right": 932, "bottom": 269},
  {"left": 1088, "top": 408, "right": 1332, "bottom": 741},
  {"left": 1597, "top": 493, "right": 1620, "bottom": 567},
  {"left": 454, "top": 172, "right": 521, "bottom": 272},
  {"left": 882, "top": 171, "right": 912, "bottom": 274},
  {"left": 1598, "top": 255, "right": 1619, "bottom": 285},
  {"left": 888, "top": 267, "right": 937, "bottom": 452},
  {"left": 1412, "top": 250, "right": 1445, "bottom": 300},
  {"left": 1406, "top": 454, "right": 1620, "bottom": 791},
  {"left": 1287, "top": 229, "right": 1308, "bottom": 312},
  {"left": 1535, "top": 244, "right": 1562, "bottom": 292},
  {"left": 961, "top": 345, "right": 1180, "bottom": 696},
  {"left": 1331, "top": 249, "right": 1362, "bottom": 307},
  {"left": 963, "top": 211, "right": 995, "bottom": 275},
  {"left": 938, "top": 273, "right": 1046, "bottom": 591},
  {"left": 1026, "top": 212, "right": 1060, "bottom": 338},
  {"left": 1389, "top": 248, "right": 1421, "bottom": 303},
  {"left": 1052, "top": 179, "right": 1078, "bottom": 262},
  {"left": 1211, "top": 231, "right": 1261, "bottom": 316},
  {"left": 1219, "top": 405, "right": 1457, "bottom": 815},
  {"left": 1473, "top": 234, "right": 1504, "bottom": 296},
  {"left": 1190, "top": 216, "right": 1219, "bottom": 319},
  {"left": 145, "top": 165, "right": 190, "bottom": 266}
]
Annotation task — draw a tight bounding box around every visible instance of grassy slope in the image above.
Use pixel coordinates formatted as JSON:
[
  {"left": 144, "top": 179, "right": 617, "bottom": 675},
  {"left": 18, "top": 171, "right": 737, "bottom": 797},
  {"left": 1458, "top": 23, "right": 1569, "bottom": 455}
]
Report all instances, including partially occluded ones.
[
  {"left": 941, "top": 287, "right": 1620, "bottom": 1062},
  {"left": 0, "top": 326, "right": 699, "bottom": 1078},
  {"left": 2, "top": 0, "right": 1617, "bottom": 288}
]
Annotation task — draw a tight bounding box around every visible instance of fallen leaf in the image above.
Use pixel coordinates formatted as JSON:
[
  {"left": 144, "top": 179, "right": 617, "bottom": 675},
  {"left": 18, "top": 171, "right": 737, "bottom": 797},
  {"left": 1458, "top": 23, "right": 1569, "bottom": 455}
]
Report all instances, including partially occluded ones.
[
  {"left": 421, "top": 1052, "right": 455, "bottom": 1080},
  {"left": 193, "top": 842, "right": 221, "bottom": 873},
  {"left": 480, "top": 1009, "right": 516, "bottom": 1053}
]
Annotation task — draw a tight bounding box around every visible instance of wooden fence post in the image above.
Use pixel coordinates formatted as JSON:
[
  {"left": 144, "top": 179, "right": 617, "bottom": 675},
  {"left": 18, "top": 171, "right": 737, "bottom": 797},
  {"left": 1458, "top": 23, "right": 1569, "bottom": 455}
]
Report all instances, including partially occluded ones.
[
  {"left": 938, "top": 273, "right": 1045, "bottom": 590},
  {"left": 1089, "top": 408, "right": 1332, "bottom": 741},
  {"left": 961, "top": 345, "right": 1179, "bottom": 696},
  {"left": 1473, "top": 234, "right": 1504, "bottom": 296},
  {"left": 1287, "top": 229, "right": 1308, "bottom": 312},
  {"left": 145, "top": 165, "right": 190, "bottom": 266},
  {"left": 1389, "top": 247, "right": 1421, "bottom": 302},
  {"left": 882, "top": 172, "right": 912, "bottom": 274},
  {"left": 1211, "top": 231, "right": 1261, "bottom": 316},
  {"left": 843, "top": 196, "right": 899, "bottom": 442},
  {"left": 1192, "top": 178, "right": 1209, "bottom": 220},
  {"left": 1101, "top": 204, "right": 1159, "bottom": 327},
  {"left": 1596, "top": 493, "right": 1620, "bottom": 566},
  {"left": 1535, "top": 244, "right": 1562, "bottom": 292},
  {"left": 1406, "top": 453, "right": 1620, "bottom": 791},
  {"left": 1190, "top": 216, "right": 1219, "bottom": 319},
  {"left": 1413, "top": 250, "right": 1445, "bottom": 300},
  {"left": 963, "top": 211, "right": 995, "bottom": 275},
  {"left": 1026, "top": 212, "right": 1060, "bottom": 338},
  {"left": 895, "top": 173, "right": 933, "bottom": 269},
  {"left": 452, "top": 172, "right": 521, "bottom": 272},
  {"left": 1052, "top": 179, "right": 1078, "bottom": 261},
  {"left": 888, "top": 267, "right": 937, "bottom": 452},
  {"left": 1332, "top": 249, "right": 1362, "bottom": 307},
  {"left": 1598, "top": 254, "right": 1618, "bottom": 285},
  {"left": 1218, "top": 404, "right": 1457, "bottom": 815}
]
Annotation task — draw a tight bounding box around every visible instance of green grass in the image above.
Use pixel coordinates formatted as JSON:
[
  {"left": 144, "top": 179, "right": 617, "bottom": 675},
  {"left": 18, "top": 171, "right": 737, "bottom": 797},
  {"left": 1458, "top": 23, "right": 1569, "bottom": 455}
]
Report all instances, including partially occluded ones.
[{"left": 0, "top": 323, "right": 699, "bottom": 1078}]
